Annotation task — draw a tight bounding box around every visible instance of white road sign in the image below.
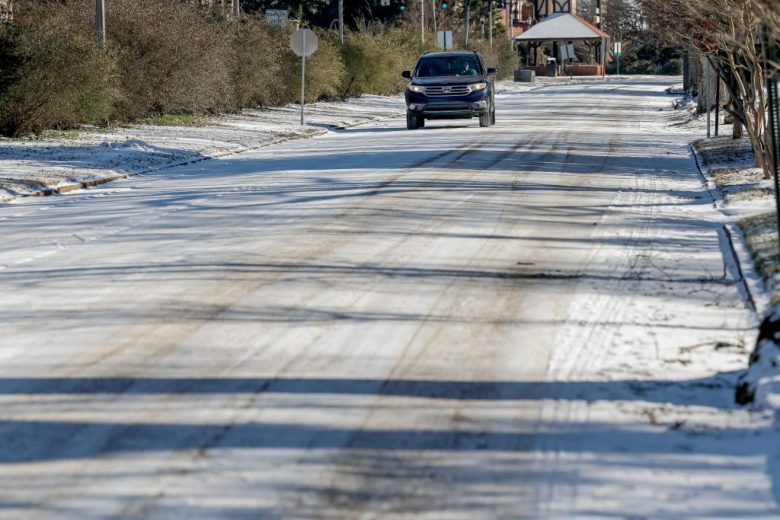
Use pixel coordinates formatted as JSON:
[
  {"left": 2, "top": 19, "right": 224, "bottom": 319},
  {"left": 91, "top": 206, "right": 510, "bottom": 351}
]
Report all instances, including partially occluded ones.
[
  {"left": 265, "top": 9, "right": 288, "bottom": 28},
  {"left": 290, "top": 28, "right": 319, "bottom": 58},
  {"left": 436, "top": 31, "right": 453, "bottom": 51}
]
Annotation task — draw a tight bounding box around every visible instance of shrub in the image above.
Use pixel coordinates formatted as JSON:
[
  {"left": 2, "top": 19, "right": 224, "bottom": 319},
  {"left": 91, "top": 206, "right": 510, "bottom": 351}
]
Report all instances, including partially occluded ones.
[
  {"left": 0, "top": 1, "right": 119, "bottom": 136},
  {"left": 3, "top": 4, "right": 522, "bottom": 135},
  {"left": 303, "top": 30, "right": 346, "bottom": 102},
  {"left": 340, "top": 26, "right": 428, "bottom": 98},
  {"left": 278, "top": 28, "right": 347, "bottom": 104},
  {"left": 658, "top": 58, "right": 683, "bottom": 75},
  {"left": 469, "top": 40, "right": 518, "bottom": 80},
  {"left": 232, "top": 15, "right": 292, "bottom": 109},
  {"left": 107, "top": 0, "right": 234, "bottom": 119}
]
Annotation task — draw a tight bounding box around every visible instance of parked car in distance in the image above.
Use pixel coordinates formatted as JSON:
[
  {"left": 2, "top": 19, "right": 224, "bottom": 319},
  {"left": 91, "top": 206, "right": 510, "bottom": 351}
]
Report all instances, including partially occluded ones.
[{"left": 401, "top": 50, "right": 496, "bottom": 130}]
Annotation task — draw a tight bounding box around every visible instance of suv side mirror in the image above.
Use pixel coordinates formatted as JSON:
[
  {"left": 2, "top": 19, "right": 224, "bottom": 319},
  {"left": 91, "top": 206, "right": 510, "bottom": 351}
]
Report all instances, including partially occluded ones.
[
  {"left": 487, "top": 67, "right": 497, "bottom": 75},
  {"left": 401, "top": 70, "right": 412, "bottom": 79}
]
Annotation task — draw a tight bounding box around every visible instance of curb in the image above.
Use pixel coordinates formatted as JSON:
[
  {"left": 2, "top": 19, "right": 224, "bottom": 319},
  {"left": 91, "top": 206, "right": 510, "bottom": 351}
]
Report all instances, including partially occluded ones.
[{"left": 690, "top": 142, "right": 760, "bottom": 317}]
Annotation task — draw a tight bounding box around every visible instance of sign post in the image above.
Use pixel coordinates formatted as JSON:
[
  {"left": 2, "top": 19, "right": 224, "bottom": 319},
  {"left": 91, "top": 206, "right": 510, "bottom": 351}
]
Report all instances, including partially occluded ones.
[{"left": 290, "top": 28, "right": 319, "bottom": 125}]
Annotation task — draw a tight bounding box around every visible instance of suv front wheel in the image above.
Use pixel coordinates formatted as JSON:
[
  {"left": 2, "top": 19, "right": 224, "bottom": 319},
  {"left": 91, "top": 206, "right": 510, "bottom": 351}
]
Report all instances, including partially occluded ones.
[
  {"left": 479, "top": 107, "right": 491, "bottom": 127},
  {"left": 479, "top": 100, "right": 495, "bottom": 128},
  {"left": 406, "top": 111, "right": 424, "bottom": 130}
]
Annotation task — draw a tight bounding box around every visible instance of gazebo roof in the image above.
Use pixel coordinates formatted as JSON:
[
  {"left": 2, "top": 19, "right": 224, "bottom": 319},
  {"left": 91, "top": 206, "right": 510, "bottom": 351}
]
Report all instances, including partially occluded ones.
[{"left": 513, "top": 13, "right": 609, "bottom": 42}]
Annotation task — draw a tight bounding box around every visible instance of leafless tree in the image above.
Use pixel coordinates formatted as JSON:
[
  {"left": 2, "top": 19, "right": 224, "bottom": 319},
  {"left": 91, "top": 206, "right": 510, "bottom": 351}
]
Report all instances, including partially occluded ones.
[{"left": 641, "top": 0, "right": 775, "bottom": 178}]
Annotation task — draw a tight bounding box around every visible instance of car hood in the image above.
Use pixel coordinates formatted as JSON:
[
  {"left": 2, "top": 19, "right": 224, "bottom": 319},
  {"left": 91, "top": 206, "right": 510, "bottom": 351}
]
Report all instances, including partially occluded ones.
[{"left": 411, "top": 76, "right": 488, "bottom": 86}]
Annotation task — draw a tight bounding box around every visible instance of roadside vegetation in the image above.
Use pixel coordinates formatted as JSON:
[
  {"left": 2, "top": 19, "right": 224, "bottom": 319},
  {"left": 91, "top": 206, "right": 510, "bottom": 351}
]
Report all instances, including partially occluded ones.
[
  {"left": 0, "top": 0, "right": 516, "bottom": 137},
  {"left": 640, "top": 0, "right": 779, "bottom": 180},
  {"left": 640, "top": 0, "right": 780, "bottom": 286}
]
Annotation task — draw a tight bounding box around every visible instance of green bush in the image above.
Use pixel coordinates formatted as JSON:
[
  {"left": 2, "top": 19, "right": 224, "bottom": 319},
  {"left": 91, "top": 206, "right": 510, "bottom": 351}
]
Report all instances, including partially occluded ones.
[
  {"left": 107, "top": 0, "right": 234, "bottom": 119},
  {"left": 303, "top": 30, "right": 346, "bottom": 102},
  {"left": 469, "top": 40, "right": 518, "bottom": 80},
  {"left": 0, "top": 2, "right": 119, "bottom": 136},
  {"left": 340, "top": 26, "right": 428, "bottom": 98},
  {"left": 658, "top": 58, "right": 682, "bottom": 75},
  {"left": 232, "top": 15, "right": 292, "bottom": 109},
  {"left": 278, "top": 29, "right": 347, "bottom": 104}
]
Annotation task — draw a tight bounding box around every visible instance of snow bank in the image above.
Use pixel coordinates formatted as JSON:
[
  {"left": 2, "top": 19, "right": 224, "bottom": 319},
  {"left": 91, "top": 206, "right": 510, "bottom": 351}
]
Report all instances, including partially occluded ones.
[
  {"left": 690, "top": 123, "right": 780, "bottom": 409},
  {"left": 0, "top": 94, "right": 404, "bottom": 202},
  {"left": 738, "top": 313, "right": 780, "bottom": 408}
]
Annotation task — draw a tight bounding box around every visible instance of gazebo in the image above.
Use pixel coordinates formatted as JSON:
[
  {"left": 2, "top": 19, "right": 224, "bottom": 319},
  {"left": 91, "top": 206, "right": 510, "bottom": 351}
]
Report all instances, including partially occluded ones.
[{"left": 513, "top": 12, "right": 610, "bottom": 77}]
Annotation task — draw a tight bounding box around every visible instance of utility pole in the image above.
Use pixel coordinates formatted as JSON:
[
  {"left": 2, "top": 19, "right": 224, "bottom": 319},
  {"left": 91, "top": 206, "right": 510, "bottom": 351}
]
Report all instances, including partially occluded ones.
[
  {"left": 706, "top": 61, "right": 712, "bottom": 138},
  {"left": 595, "top": 0, "right": 602, "bottom": 29},
  {"left": 464, "top": 1, "right": 470, "bottom": 47},
  {"left": 715, "top": 72, "right": 720, "bottom": 137},
  {"left": 420, "top": 0, "right": 424, "bottom": 43},
  {"left": 431, "top": 0, "right": 437, "bottom": 34},
  {"left": 507, "top": 1, "right": 512, "bottom": 50},
  {"left": 338, "top": 0, "right": 344, "bottom": 44},
  {"left": 488, "top": 0, "right": 493, "bottom": 47},
  {"left": 96, "top": 0, "right": 105, "bottom": 45}
]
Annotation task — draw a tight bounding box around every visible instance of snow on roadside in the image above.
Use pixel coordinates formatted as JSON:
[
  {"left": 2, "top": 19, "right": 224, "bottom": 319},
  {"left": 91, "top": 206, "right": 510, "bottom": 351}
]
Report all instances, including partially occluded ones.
[
  {"left": 0, "top": 95, "right": 404, "bottom": 202},
  {"left": 534, "top": 81, "right": 778, "bottom": 517},
  {"left": 687, "top": 127, "right": 780, "bottom": 410}
]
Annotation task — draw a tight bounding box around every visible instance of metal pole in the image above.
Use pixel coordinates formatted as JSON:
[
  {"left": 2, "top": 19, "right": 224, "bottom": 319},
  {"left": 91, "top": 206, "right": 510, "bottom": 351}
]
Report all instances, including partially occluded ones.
[
  {"left": 465, "top": 2, "right": 470, "bottom": 47},
  {"left": 301, "top": 32, "right": 306, "bottom": 126},
  {"left": 420, "top": 0, "right": 424, "bottom": 44},
  {"left": 96, "top": 0, "right": 105, "bottom": 45},
  {"left": 338, "top": 0, "right": 343, "bottom": 44},
  {"left": 706, "top": 61, "right": 711, "bottom": 138},
  {"left": 595, "top": 0, "right": 602, "bottom": 29},
  {"left": 715, "top": 73, "right": 720, "bottom": 137},
  {"left": 766, "top": 63, "right": 780, "bottom": 258},
  {"left": 507, "top": 2, "right": 512, "bottom": 50},
  {"left": 488, "top": 0, "right": 493, "bottom": 47},
  {"left": 768, "top": 75, "right": 780, "bottom": 258},
  {"left": 431, "top": 0, "right": 437, "bottom": 34}
]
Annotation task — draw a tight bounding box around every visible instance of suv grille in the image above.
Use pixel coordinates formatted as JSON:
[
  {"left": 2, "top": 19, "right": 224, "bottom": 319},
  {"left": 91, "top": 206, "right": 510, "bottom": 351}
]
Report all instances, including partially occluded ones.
[{"left": 424, "top": 85, "right": 470, "bottom": 96}]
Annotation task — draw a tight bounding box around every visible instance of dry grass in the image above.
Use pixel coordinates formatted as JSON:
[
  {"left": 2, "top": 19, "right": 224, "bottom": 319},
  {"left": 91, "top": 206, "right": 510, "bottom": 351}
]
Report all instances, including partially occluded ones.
[{"left": 739, "top": 213, "right": 780, "bottom": 302}]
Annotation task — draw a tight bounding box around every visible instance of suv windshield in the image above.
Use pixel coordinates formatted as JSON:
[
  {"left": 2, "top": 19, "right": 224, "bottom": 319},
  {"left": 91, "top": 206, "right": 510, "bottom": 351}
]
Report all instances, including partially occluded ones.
[{"left": 415, "top": 55, "right": 483, "bottom": 78}]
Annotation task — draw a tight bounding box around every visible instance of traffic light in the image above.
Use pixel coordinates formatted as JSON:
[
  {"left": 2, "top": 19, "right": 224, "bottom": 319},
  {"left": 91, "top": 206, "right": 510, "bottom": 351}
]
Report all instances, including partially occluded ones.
[
  {"left": 399, "top": 0, "right": 406, "bottom": 11},
  {"left": 440, "top": 0, "right": 448, "bottom": 8}
]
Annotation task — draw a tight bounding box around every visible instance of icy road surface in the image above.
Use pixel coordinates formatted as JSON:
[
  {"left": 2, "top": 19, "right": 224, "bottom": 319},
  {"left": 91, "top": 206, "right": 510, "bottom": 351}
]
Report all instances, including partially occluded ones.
[{"left": 0, "top": 78, "right": 777, "bottom": 518}]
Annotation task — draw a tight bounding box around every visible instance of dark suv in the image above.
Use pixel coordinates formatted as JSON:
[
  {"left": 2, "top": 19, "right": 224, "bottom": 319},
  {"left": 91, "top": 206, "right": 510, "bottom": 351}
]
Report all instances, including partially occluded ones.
[{"left": 401, "top": 51, "right": 496, "bottom": 130}]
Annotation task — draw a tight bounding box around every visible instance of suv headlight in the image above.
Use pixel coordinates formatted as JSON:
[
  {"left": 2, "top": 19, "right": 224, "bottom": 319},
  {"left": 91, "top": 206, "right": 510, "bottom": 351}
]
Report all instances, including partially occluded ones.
[
  {"left": 407, "top": 84, "right": 425, "bottom": 93},
  {"left": 468, "top": 82, "right": 488, "bottom": 92}
]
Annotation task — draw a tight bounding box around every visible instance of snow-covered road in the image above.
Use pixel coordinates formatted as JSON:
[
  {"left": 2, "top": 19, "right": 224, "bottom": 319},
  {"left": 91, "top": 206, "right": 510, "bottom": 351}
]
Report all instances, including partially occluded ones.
[{"left": 1, "top": 78, "right": 777, "bottom": 518}]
